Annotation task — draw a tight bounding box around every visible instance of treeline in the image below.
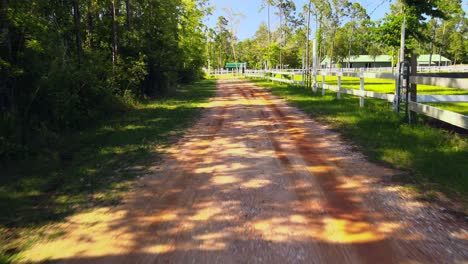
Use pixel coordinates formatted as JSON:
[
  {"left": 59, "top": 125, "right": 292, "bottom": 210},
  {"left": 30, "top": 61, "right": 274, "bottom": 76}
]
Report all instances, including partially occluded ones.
[
  {"left": 207, "top": 0, "right": 467, "bottom": 70},
  {"left": 0, "top": 0, "right": 210, "bottom": 159}
]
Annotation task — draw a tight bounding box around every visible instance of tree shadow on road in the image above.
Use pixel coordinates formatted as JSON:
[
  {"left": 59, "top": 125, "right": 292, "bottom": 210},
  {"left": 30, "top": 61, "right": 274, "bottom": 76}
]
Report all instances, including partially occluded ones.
[{"left": 28, "top": 81, "right": 468, "bottom": 263}]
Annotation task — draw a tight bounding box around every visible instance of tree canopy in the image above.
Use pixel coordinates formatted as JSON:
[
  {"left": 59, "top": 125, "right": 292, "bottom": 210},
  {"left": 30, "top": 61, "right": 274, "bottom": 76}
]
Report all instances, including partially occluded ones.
[
  {"left": 213, "top": 0, "right": 467, "bottom": 70},
  {"left": 0, "top": 0, "right": 211, "bottom": 158}
]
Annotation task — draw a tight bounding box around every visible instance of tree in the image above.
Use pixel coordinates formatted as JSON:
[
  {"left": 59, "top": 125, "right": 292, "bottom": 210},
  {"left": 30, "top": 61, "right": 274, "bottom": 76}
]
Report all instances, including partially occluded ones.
[
  {"left": 222, "top": 7, "right": 245, "bottom": 62},
  {"left": 275, "top": 0, "right": 296, "bottom": 69},
  {"left": 0, "top": 0, "right": 211, "bottom": 158},
  {"left": 345, "top": 2, "right": 368, "bottom": 67},
  {"left": 260, "top": 0, "right": 277, "bottom": 47}
]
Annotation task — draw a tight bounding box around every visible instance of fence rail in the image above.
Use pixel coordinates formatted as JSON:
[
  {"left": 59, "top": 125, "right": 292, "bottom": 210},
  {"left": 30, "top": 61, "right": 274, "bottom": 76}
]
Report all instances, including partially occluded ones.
[
  {"left": 319, "top": 65, "right": 468, "bottom": 73},
  {"left": 241, "top": 68, "right": 467, "bottom": 129},
  {"left": 409, "top": 102, "right": 468, "bottom": 129},
  {"left": 410, "top": 76, "right": 468, "bottom": 90}
]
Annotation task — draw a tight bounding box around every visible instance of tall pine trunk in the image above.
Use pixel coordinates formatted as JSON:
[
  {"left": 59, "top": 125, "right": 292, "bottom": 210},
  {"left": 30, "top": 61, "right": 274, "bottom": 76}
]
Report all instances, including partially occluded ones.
[
  {"left": 125, "top": 0, "right": 131, "bottom": 30},
  {"left": 87, "top": 0, "right": 94, "bottom": 49},
  {"left": 348, "top": 26, "right": 354, "bottom": 68},
  {"left": 72, "top": 0, "right": 83, "bottom": 64},
  {"left": 0, "top": 0, "right": 12, "bottom": 112},
  {"left": 305, "top": 1, "right": 311, "bottom": 88},
  {"left": 111, "top": 0, "right": 118, "bottom": 66},
  {"left": 267, "top": 3, "right": 271, "bottom": 45},
  {"left": 279, "top": 4, "right": 282, "bottom": 69},
  {"left": 267, "top": 2, "right": 271, "bottom": 69},
  {"left": 428, "top": 20, "right": 436, "bottom": 66}
]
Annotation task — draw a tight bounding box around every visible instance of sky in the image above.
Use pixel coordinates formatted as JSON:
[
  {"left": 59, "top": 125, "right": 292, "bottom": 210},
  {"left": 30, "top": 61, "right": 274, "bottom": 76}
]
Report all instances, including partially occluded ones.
[{"left": 205, "top": 0, "right": 468, "bottom": 40}]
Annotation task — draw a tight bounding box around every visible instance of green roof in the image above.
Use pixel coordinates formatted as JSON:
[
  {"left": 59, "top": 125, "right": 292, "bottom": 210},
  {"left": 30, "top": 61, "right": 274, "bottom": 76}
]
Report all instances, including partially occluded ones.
[
  {"left": 225, "top": 62, "right": 247, "bottom": 68},
  {"left": 417, "top": 54, "right": 450, "bottom": 62},
  {"left": 348, "top": 55, "right": 392, "bottom": 63}
]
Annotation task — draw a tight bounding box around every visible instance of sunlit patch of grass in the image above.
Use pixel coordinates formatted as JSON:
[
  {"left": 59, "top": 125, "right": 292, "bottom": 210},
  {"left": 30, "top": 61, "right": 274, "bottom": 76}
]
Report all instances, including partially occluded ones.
[
  {"left": 207, "top": 74, "right": 244, "bottom": 80},
  {"left": 286, "top": 75, "right": 468, "bottom": 95},
  {"left": 251, "top": 79, "right": 468, "bottom": 203},
  {"left": 0, "top": 80, "right": 216, "bottom": 263}
]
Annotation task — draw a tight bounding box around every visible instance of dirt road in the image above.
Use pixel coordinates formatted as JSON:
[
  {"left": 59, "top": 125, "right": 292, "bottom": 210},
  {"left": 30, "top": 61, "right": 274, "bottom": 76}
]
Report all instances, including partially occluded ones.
[{"left": 24, "top": 80, "right": 467, "bottom": 263}]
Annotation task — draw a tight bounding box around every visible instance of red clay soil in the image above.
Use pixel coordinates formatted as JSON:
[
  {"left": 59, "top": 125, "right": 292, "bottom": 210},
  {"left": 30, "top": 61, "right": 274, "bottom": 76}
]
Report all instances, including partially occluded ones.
[{"left": 24, "top": 79, "right": 468, "bottom": 263}]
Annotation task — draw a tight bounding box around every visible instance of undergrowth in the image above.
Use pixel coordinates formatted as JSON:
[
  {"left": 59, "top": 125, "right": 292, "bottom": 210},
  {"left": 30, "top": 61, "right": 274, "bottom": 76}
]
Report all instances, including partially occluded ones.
[{"left": 0, "top": 79, "right": 216, "bottom": 263}]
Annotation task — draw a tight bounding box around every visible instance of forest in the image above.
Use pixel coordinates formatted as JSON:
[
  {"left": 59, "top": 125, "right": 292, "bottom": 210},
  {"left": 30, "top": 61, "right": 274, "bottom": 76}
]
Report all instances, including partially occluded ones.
[
  {"left": 0, "top": 0, "right": 210, "bottom": 159},
  {"left": 208, "top": 0, "right": 468, "bottom": 70}
]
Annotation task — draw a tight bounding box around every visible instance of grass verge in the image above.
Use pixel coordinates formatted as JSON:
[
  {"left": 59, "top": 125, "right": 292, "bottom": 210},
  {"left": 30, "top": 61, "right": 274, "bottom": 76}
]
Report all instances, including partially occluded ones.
[
  {"left": 0, "top": 79, "right": 216, "bottom": 263},
  {"left": 251, "top": 79, "right": 468, "bottom": 206}
]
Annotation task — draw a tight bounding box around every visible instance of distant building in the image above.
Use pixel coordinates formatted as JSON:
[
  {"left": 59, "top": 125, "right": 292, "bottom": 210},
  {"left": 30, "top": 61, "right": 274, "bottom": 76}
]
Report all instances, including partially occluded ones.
[
  {"left": 321, "top": 54, "right": 451, "bottom": 68},
  {"left": 225, "top": 62, "right": 247, "bottom": 70},
  {"left": 417, "top": 54, "right": 451, "bottom": 66}
]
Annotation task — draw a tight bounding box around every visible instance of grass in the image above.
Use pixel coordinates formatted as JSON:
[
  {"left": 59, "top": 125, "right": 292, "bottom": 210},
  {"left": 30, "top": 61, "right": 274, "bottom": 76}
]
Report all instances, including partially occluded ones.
[
  {"left": 427, "top": 102, "right": 468, "bottom": 116},
  {"left": 251, "top": 79, "right": 468, "bottom": 205},
  {"left": 272, "top": 74, "right": 468, "bottom": 95},
  {"left": 0, "top": 79, "right": 216, "bottom": 263},
  {"left": 208, "top": 74, "right": 245, "bottom": 79}
]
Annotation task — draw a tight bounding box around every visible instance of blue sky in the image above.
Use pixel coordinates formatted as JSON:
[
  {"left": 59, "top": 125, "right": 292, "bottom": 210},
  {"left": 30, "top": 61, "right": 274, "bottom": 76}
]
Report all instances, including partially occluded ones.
[{"left": 205, "top": 0, "right": 468, "bottom": 40}]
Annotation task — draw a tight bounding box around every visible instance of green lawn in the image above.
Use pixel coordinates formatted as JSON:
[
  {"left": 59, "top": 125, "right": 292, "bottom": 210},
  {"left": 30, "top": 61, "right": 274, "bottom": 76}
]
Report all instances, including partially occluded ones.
[
  {"left": 427, "top": 102, "right": 468, "bottom": 116},
  {"left": 270, "top": 74, "right": 468, "bottom": 95},
  {"left": 0, "top": 80, "right": 216, "bottom": 263},
  {"left": 250, "top": 79, "right": 468, "bottom": 206}
]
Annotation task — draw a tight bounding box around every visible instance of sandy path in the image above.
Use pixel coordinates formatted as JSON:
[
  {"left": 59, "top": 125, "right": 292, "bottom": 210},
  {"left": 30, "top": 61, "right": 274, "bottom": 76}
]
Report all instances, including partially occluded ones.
[{"left": 24, "top": 79, "right": 467, "bottom": 263}]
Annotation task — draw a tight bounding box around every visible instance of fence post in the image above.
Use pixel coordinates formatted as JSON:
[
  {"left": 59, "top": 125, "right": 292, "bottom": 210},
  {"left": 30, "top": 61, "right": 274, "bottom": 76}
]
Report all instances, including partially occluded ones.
[
  {"left": 360, "top": 68, "right": 365, "bottom": 107},
  {"left": 321, "top": 73, "right": 325, "bottom": 95},
  {"left": 337, "top": 69, "right": 342, "bottom": 100},
  {"left": 313, "top": 69, "right": 317, "bottom": 92},
  {"left": 302, "top": 70, "right": 305, "bottom": 87}
]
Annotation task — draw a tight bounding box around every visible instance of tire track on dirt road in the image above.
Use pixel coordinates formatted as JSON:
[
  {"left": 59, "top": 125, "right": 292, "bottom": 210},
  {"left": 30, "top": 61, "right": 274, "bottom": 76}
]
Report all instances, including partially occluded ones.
[{"left": 237, "top": 82, "right": 401, "bottom": 263}]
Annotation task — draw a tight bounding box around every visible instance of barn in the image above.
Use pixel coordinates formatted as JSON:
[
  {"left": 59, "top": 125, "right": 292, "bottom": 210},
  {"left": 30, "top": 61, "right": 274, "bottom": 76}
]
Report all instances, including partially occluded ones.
[{"left": 321, "top": 54, "right": 451, "bottom": 68}]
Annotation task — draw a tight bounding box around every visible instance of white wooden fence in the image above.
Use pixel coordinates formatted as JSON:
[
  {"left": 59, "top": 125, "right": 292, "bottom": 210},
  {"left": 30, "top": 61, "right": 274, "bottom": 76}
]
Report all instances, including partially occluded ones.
[
  {"left": 319, "top": 65, "right": 468, "bottom": 73},
  {"left": 244, "top": 68, "right": 468, "bottom": 129},
  {"left": 245, "top": 70, "right": 304, "bottom": 85}
]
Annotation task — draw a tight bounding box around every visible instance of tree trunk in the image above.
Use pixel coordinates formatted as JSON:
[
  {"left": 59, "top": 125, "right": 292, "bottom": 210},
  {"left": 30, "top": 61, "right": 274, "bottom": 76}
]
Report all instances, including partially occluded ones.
[
  {"left": 125, "top": 0, "right": 131, "bottom": 30},
  {"left": 0, "top": 0, "right": 10, "bottom": 59},
  {"left": 410, "top": 52, "right": 417, "bottom": 102},
  {"left": 87, "top": 0, "right": 94, "bottom": 49},
  {"left": 72, "top": 0, "right": 83, "bottom": 64},
  {"left": 438, "top": 22, "right": 445, "bottom": 67},
  {"left": 267, "top": 3, "right": 271, "bottom": 46},
  {"left": 316, "top": 14, "right": 321, "bottom": 68},
  {"left": 111, "top": 0, "right": 118, "bottom": 66},
  {"left": 279, "top": 5, "right": 283, "bottom": 70},
  {"left": 329, "top": 29, "right": 335, "bottom": 70},
  {"left": 429, "top": 20, "right": 436, "bottom": 66},
  {"left": 305, "top": 1, "right": 311, "bottom": 88},
  {"left": 231, "top": 43, "right": 237, "bottom": 61},
  {"left": 0, "top": 0, "right": 11, "bottom": 112},
  {"left": 348, "top": 26, "right": 354, "bottom": 68}
]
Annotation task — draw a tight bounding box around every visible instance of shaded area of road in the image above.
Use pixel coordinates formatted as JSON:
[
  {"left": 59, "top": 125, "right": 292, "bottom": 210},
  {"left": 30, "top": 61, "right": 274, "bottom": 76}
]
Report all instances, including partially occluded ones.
[{"left": 23, "top": 79, "right": 467, "bottom": 263}]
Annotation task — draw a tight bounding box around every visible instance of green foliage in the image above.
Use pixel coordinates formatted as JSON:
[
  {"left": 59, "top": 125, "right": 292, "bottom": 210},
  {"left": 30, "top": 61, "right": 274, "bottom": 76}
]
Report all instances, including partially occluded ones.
[
  {"left": 233, "top": 0, "right": 466, "bottom": 69},
  {"left": 265, "top": 43, "right": 281, "bottom": 68},
  {"left": 0, "top": 0, "right": 211, "bottom": 160},
  {"left": 0, "top": 80, "right": 216, "bottom": 262}
]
